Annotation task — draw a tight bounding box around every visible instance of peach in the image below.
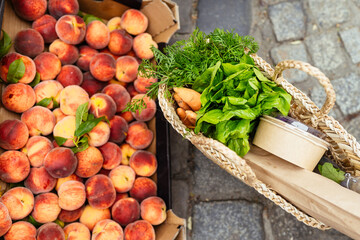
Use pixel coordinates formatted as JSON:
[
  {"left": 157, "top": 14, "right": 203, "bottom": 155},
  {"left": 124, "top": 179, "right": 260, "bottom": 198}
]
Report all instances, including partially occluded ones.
[
  {"left": 120, "top": 143, "right": 136, "bottom": 165},
  {"left": 115, "top": 56, "right": 139, "bottom": 83},
  {"left": 98, "top": 168, "right": 111, "bottom": 176},
  {"left": 111, "top": 198, "right": 140, "bottom": 226},
  {"left": 131, "top": 94, "right": 156, "bottom": 121},
  {"left": 34, "top": 53, "right": 62, "bottom": 81},
  {"left": 109, "top": 116, "right": 128, "bottom": 144},
  {"left": 36, "top": 222, "right": 65, "bottom": 240},
  {"left": 64, "top": 222, "right": 91, "bottom": 240},
  {"left": 53, "top": 108, "right": 67, "bottom": 123},
  {"left": 129, "top": 177, "right": 157, "bottom": 202},
  {"left": 133, "top": 33, "right": 158, "bottom": 60},
  {"left": 49, "top": 39, "right": 79, "bottom": 65},
  {"left": 59, "top": 207, "right": 84, "bottom": 223},
  {"left": 75, "top": 146, "right": 103, "bottom": 178},
  {"left": 32, "top": 14, "right": 58, "bottom": 43},
  {"left": 32, "top": 193, "right": 61, "bottom": 223},
  {"left": 85, "top": 20, "right": 110, "bottom": 50},
  {"left": 4, "top": 221, "right": 36, "bottom": 240},
  {"left": 53, "top": 116, "right": 76, "bottom": 147},
  {"left": 59, "top": 85, "right": 90, "bottom": 116},
  {"left": 88, "top": 121, "right": 111, "bottom": 147},
  {"left": 127, "top": 84, "right": 140, "bottom": 98},
  {"left": 80, "top": 205, "right": 110, "bottom": 231},
  {"left": 0, "top": 151, "right": 30, "bottom": 183},
  {"left": 44, "top": 147, "right": 77, "bottom": 178},
  {"left": 109, "top": 29, "right": 133, "bottom": 55},
  {"left": 57, "top": 65, "right": 83, "bottom": 87},
  {"left": 129, "top": 150, "right": 157, "bottom": 177},
  {"left": 124, "top": 220, "right": 155, "bottom": 240},
  {"left": 56, "top": 173, "right": 82, "bottom": 191},
  {"left": 102, "top": 84, "right": 130, "bottom": 112},
  {"left": 81, "top": 72, "right": 107, "bottom": 97},
  {"left": 14, "top": 29, "right": 44, "bottom": 58},
  {"left": 34, "top": 80, "right": 63, "bottom": 109},
  {"left": 24, "top": 167, "right": 57, "bottom": 194},
  {"left": 58, "top": 181, "right": 86, "bottom": 211},
  {"left": 89, "top": 53, "right": 116, "bottom": 82},
  {"left": 11, "top": 0, "right": 46, "bottom": 21},
  {"left": 120, "top": 9, "right": 148, "bottom": 36},
  {"left": 90, "top": 93, "right": 116, "bottom": 120},
  {"left": 120, "top": 111, "right": 135, "bottom": 123},
  {"left": 0, "top": 52, "right": 36, "bottom": 84},
  {"left": 99, "top": 142, "right": 122, "bottom": 170},
  {"left": 55, "top": 15, "right": 86, "bottom": 45},
  {"left": 109, "top": 166, "right": 135, "bottom": 193},
  {"left": 140, "top": 196, "right": 166, "bottom": 225},
  {"left": 100, "top": 48, "right": 121, "bottom": 61},
  {"left": 77, "top": 46, "right": 99, "bottom": 72},
  {"left": 92, "top": 219, "right": 123, "bottom": 240},
  {"left": 48, "top": 0, "right": 79, "bottom": 19},
  {"left": 0, "top": 119, "right": 29, "bottom": 150},
  {"left": 0, "top": 187, "right": 34, "bottom": 220},
  {"left": 107, "top": 17, "right": 122, "bottom": 32},
  {"left": 115, "top": 193, "right": 129, "bottom": 203},
  {"left": 85, "top": 174, "right": 116, "bottom": 209},
  {"left": 0, "top": 202, "right": 11, "bottom": 237},
  {"left": 134, "top": 75, "right": 157, "bottom": 94},
  {"left": 23, "top": 136, "right": 53, "bottom": 167},
  {"left": 126, "top": 121, "right": 153, "bottom": 150},
  {"left": 21, "top": 106, "right": 56, "bottom": 136},
  {"left": 2, "top": 83, "right": 36, "bottom": 113}
]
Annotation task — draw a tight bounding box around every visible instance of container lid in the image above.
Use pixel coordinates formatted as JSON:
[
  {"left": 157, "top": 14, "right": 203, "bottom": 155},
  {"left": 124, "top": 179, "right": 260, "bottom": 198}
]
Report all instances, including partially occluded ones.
[{"left": 261, "top": 115, "right": 330, "bottom": 150}]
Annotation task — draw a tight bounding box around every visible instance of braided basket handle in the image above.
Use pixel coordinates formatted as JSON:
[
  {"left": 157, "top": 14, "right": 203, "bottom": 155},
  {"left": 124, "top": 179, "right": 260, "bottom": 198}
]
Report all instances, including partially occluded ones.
[{"left": 273, "top": 60, "right": 336, "bottom": 115}]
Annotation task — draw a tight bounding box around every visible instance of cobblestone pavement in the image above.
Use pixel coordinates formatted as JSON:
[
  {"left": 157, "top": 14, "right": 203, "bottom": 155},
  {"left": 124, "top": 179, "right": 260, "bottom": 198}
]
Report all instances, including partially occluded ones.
[{"left": 169, "top": 0, "right": 359, "bottom": 239}]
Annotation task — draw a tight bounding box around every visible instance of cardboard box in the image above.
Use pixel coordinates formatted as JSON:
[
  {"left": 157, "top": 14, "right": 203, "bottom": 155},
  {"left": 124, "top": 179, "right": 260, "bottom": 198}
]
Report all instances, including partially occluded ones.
[{"left": 0, "top": 0, "right": 185, "bottom": 239}]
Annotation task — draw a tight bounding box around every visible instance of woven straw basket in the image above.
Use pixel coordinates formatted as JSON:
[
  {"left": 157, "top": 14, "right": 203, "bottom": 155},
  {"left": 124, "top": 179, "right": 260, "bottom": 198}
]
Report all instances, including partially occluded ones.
[{"left": 157, "top": 53, "right": 360, "bottom": 230}]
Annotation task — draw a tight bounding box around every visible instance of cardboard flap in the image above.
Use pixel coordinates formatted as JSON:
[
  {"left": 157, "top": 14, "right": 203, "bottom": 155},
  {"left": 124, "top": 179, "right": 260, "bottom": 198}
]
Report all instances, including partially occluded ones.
[{"left": 155, "top": 210, "right": 186, "bottom": 240}]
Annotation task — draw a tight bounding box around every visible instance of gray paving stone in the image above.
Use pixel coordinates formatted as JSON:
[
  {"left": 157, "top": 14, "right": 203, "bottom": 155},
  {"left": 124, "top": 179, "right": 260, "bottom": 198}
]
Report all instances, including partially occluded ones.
[
  {"left": 196, "top": 0, "right": 251, "bottom": 35},
  {"left": 171, "top": 180, "right": 189, "bottom": 218},
  {"left": 344, "top": 116, "right": 360, "bottom": 141},
  {"left": 268, "top": 1, "right": 305, "bottom": 42},
  {"left": 311, "top": 73, "right": 360, "bottom": 116},
  {"left": 171, "top": 0, "right": 195, "bottom": 34},
  {"left": 354, "top": 0, "right": 360, "bottom": 8},
  {"left": 308, "top": 0, "right": 351, "bottom": 29},
  {"left": 170, "top": 127, "right": 191, "bottom": 175},
  {"left": 192, "top": 148, "right": 261, "bottom": 201},
  {"left": 305, "top": 32, "right": 347, "bottom": 76},
  {"left": 270, "top": 42, "right": 309, "bottom": 83},
  {"left": 265, "top": 202, "right": 352, "bottom": 240},
  {"left": 192, "top": 201, "right": 264, "bottom": 240},
  {"left": 340, "top": 27, "right": 360, "bottom": 64}
]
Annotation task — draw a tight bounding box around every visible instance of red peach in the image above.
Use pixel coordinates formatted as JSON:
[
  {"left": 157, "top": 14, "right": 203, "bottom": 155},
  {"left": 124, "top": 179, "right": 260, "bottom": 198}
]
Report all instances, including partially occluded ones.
[
  {"left": 21, "top": 106, "right": 56, "bottom": 136},
  {"left": 36, "top": 222, "right": 65, "bottom": 240},
  {"left": 0, "top": 202, "right": 11, "bottom": 237},
  {"left": 90, "top": 93, "right": 116, "bottom": 120},
  {"left": 59, "top": 85, "right": 90, "bottom": 116},
  {"left": 34, "top": 80, "right": 63, "bottom": 109},
  {"left": 124, "top": 220, "right": 155, "bottom": 240},
  {"left": 0, "top": 187, "right": 34, "bottom": 220},
  {"left": 107, "top": 17, "right": 122, "bottom": 32},
  {"left": 4, "top": 221, "right": 36, "bottom": 240},
  {"left": 120, "top": 9, "right": 148, "bottom": 35},
  {"left": 108, "top": 29, "right": 133, "bottom": 55},
  {"left": 109, "top": 166, "right": 135, "bottom": 193},
  {"left": 102, "top": 84, "right": 130, "bottom": 112},
  {"left": 2, "top": 83, "right": 36, "bottom": 113},
  {"left": 85, "top": 20, "right": 110, "bottom": 50},
  {"left": 58, "top": 207, "right": 84, "bottom": 223},
  {"left": 32, "top": 14, "right": 58, "bottom": 43},
  {"left": 115, "top": 56, "right": 139, "bottom": 83},
  {"left": 92, "top": 219, "right": 123, "bottom": 240},
  {"left": 134, "top": 75, "right": 157, "bottom": 94},
  {"left": 111, "top": 198, "right": 140, "bottom": 227},
  {"left": 14, "top": 29, "right": 44, "bottom": 58},
  {"left": 129, "top": 177, "right": 157, "bottom": 202},
  {"left": 133, "top": 33, "right": 158, "bottom": 60},
  {"left": 53, "top": 108, "right": 67, "bottom": 123},
  {"left": 129, "top": 150, "right": 157, "bottom": 177},
  {"left": 98, "top": 168, "right": 111, "bottom": 176},
  {"left": 48, "top": 0, "right": 79, "bottom": 19},
  {"left": 0, "top": 119, "right": 29, "bottom": 150},
  {"left": 88, "top": 121, "right": 111, "bottom": 147},
  {"left": 127, "top": 84, "right": 140, "bottom": 98},
  {"left": 24, "top": 167, "right": 57, "bottom": 194},
  {"left": 77, "top": 46, "right": 99, "bottom": 72},
  {"left": 32, "top": 193, "right": 61, "bottom": 223},
  {"left": 0, "top": 52, "right": 36, "bottom": 84},
  {"left": 23, "top": 136, "right": 53, "bottom": 167},
  {"left": 34, "top": 53, "right": 62, "bottom": 81},
  {"left": 100, "top": 48, "right": 121, "bottom": 61},
  {"left": 120, "top": 111, "right": 135, "bottom": 123},
  {"left": 126, "top": 121, "right": 153, "bottom": 150},
  {"left": 11, "top": 0, "right": 46, "bottom": 21},
  {"left": 140, "top": 196, "right": 167, "bottom": 225},
  {"left": 53, "top": 116, "right": 77, "bottom": 147},
  {"left": 0, "top": 151, "right": 30, "bottom": 183},
  {"left": 57, "top": 65, "right": 83, "bottom": 87},
  {"left": 49, "top": 39, "right": 79, "bottom": 65},
  {"left": 115, "top": 193, "right": 129, "bottom": 202},
  {"left": 85, "top": 174, "right": 116, "bottom": 210},
  {"left": 80, "top": 205, "right": 110, "bottom": 231},
  {"left": 131, "top": 94, "right": 156, "bottom": 122},
  {"left": 64, "top": 222, "right": 91, "bottom": 240},
  {"left": 120, "top": 143, "right": 137, "bottom": 165},
  {"left": 89, "top": 53, "right": 116, "bottom": 82},
  {"left": 55, "top": 15, "right": 86, "bottom": 45},
  {"left": 55, "top": 173, "right": 82, "bottom": 191},
  {"left": 99, "top": 142, "right": 122, "bottom": 170},
  {"left": 75, "top": 146, "right": 103, "bottom": 178},
  {"left": 109, "top": 116, "right": 128, "bottom": 144},
  {"left": 80, "top": 72, "right": 107, "bottom": 97},
  {"left": 44, "top": 147, "right": 78, "bottom": 178},
  {"left": 58, "top": 180, "right": 86, "bottom": 211}
]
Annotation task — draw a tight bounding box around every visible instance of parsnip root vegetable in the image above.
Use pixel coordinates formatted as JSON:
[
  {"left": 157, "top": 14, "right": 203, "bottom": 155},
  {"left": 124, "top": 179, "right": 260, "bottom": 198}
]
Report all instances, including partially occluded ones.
[
  {"left": 173, "top": 93, "right": 191, "bottom": 110},
  {"left": 173, "top": 87, "right": 201, "bottom": 111}
]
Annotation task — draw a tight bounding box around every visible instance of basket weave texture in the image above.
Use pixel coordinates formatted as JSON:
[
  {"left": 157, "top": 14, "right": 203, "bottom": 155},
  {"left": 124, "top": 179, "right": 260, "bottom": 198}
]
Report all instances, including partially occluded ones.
[{"left": 157, "top": 53, "right": 360, "bottom": 230}]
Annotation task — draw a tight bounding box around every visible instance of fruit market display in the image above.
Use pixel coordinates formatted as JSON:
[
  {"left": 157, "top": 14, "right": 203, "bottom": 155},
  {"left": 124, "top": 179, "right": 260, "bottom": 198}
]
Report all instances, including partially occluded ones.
[{"left": 0, "top": 0, "right": 166, "bottom": 239}]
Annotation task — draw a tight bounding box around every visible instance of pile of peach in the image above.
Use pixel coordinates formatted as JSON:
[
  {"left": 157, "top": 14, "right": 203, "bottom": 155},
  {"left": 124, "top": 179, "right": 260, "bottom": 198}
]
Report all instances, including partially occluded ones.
[{"left": 0, "top": 0, "right": 166, "bottom": 239}]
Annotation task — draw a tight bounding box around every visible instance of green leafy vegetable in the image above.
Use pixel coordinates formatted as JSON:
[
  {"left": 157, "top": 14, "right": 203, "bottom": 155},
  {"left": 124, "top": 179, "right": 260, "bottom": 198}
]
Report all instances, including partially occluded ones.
[
  {"left": 7, "top": 58, "right": 25, "bottom": 83},
  {"left": 318, "top": 162, "right": 345, "bottom": 184},
  {"left": 54, "top": 136, "right": 67, "bottom": 146},
  {"left": 29, "top": 72, "right": 41, "bottom": 87},
  {"left": 36, "top": 97, "right": 52, "bottom": 107},
  {"left": 0, "top": 30, "right": 12, "bottom": 59}
]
